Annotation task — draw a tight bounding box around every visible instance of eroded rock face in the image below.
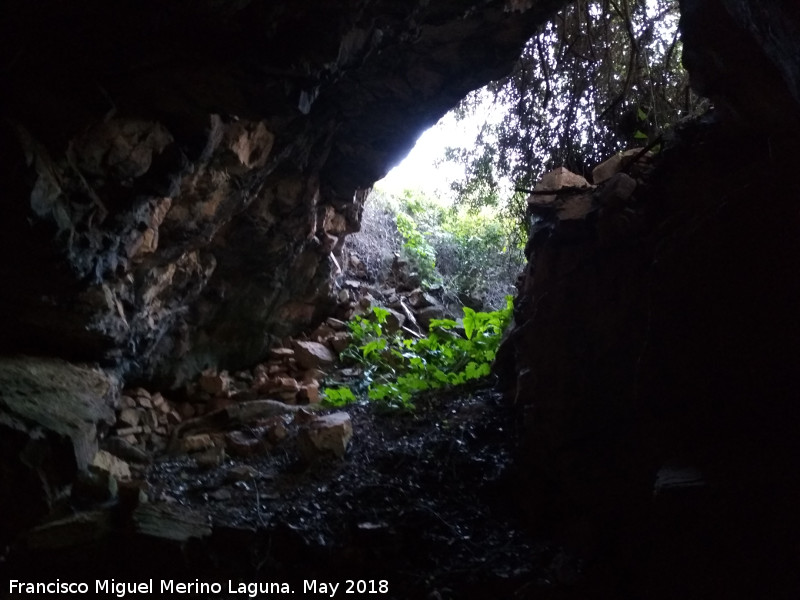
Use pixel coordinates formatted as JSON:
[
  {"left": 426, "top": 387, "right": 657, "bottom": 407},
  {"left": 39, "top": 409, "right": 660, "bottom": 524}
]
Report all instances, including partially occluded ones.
[
  {"left": 0, "top": 0, "right": 563, "bottom": 385},
  {"left": 0, "top": 357, "right": 117, "bottom": 542},
  {"left": 679, "top": 0, "right": 800, "bottom": 128},
  {"left": 501, "top": 127, "right": 800, "bottom": 597},
  {"left": 0, "top": 3, "right": 574, "bottom": 547},
  {"left": 499, "top": 2, "right": 800, "bottom": 594}
]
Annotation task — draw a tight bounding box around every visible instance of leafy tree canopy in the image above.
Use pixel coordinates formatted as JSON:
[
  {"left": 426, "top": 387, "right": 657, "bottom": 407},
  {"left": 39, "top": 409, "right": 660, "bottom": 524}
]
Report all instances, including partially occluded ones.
[{"left": 444, "top": 0, "right": 707, "bottom": 216}]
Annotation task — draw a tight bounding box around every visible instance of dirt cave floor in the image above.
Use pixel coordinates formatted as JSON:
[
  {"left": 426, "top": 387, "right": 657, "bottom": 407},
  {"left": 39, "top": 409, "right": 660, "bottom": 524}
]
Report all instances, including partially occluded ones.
[{"left": 8, "top": 384, "right": 579, "bottom": 599}]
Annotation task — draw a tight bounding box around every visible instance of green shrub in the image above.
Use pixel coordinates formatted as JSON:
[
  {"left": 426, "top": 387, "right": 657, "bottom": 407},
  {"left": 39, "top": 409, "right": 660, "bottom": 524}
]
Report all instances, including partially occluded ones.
[
  {"left": 350, "top": 187, "right": 524, "bottom": 308},
  {"left": 432, "top": 207, "right": 523, "bottom": 309},
  {"left": 322, "top": 386, "right": 356, "bottom": 407},
  {"left": 322, "top": 298, "right": 513, "bottom": 410},
  {"left": 395, "top": 211, "right": 438, "bottom": 286}
]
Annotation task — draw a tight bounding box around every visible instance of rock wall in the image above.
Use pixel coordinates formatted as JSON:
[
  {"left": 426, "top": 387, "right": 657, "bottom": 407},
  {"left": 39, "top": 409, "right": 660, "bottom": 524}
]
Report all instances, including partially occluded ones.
[
  {"left": 3, "top": 1, "right": 800, "bottom": 591},
  {"left": 0, "top": 0, "right": 563, "bottom": 386},
  {"left": 0, "top": 0, "right": 569, "bottom": 548},
  {"left": 0, "top": 357, "right": 117, "bottom": 543},
  {"left": 679, "top": 0, "right": 800, "bottom": 128},
  {"left": 501, "top": 1, "right": 800, "bottom": 595}
]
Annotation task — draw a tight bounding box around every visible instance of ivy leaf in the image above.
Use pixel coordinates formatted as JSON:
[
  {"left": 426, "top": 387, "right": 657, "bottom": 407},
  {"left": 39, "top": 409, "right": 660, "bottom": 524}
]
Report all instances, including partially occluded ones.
[
  {"left": 339, "top": 296, "right": 513, "bottom": 410},
  {"left": 430, "top": 318, "right": 457, "bottom": 330},
  {"left": 637, "top": 107, "right": 648, "bottom": 121},
  {"left": 432, "top": 369, "right": 450, "bottom": 384},
  {"left": 368, "top": 385, "right": 390, "bottom": 401},
  {"left": 463, "top": 306, "right": 477, "bottom": 340},
  {"left": 465, "top": 361, "right": 481, "bottom": 380},
  {"left": 451, "top": 372, "right": 467, "bottom": 385},
  {"left": 322, "top": 386, "right": 356, "bottom": 407},
  {"left": 372, "top": 306, "right": 391, "bottom": 324},
  {"left": 362, "top": 338, "right": 387, "bottom": 358}
]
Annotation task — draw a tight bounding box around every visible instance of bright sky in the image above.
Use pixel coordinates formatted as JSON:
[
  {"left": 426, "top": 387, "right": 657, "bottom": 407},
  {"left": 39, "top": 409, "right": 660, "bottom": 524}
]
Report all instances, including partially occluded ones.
[
  {"left": 375, "top": 114, "right": 471, "bottom": 201},
  {"left": 376, "top": 91, "right": 503, "bottom": 202},
  {"left": 376, "top": 0, "right": 678, "bottom": 203}
]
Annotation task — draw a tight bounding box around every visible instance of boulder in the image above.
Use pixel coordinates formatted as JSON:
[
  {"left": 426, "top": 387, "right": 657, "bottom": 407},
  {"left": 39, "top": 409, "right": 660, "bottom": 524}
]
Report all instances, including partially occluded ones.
[
  {"left": 90, "top": 449, "right": 132, "bottom": 481},
  {"left": 268, "top": 347, "right": 295, "bottom": 361},
  {"left": 592, "top": 151, "right": 625, "bottom": 184},
  {"left": 329, "top": 332, "right": 351, "bottom": 353},
  {"left": 298, "top": 412, "right": 353, "bottom": 460},
  {"left": 0, "top": 357, "right": 116, "bottom": 544},
  {"left": 23, "top": 509, "right": 115, "bottom": 551},
  {"left": 133, "top": 503, "right": 212, "bottom": 542},
  {"left": 556, "top": 193, "right": 594, "bottom": 222},
  {"left": 592, "top": 148, "right": 650, "bottom": 185},
  {"left": 325, "top": 317, "right": 347, "bottom": 331},
  {"left": 298, "top": 381, "right": 321, "bottom": 404},
  {"left": 198, "top": 371, "right": 231, "bottom": 397},
  {"left": 311, "top": 323, "right": 336, "bottom": 342},
  {"left": 120, "top": 395, "right": 137, "bottom": 408},
  {"left": 381, "top": 306, "right": 406, "bottom": 333},
  {"left": 181, "top": 433, "right": 215, "bottom": 453},
  {"left": 102, "top": 436, "right": 150, "bottom": 464},
  {"left": 416, "top": 304, "right": 447, "bottom": 330},
  {"left": 597, "top": 172, "right": 638, "bottom": 210},
  {"left": 117, "top": 407, "right": 141, "bottom": 428},
  {"left": 226, "top": 464, "right": 260, "bottom": 482},
  {"left": 264, "top": 417, "right": 289, "bottom": 444},
  {"left": 408, "top": 289, "right": 437, "bottom": 309},
  {"left": 529, "top": 167, "right": 591, "bottom": 205},
  {"left": 225, "top": 430, "right": 268, "bottom": 457},
  {"left": 292, "top": 340, "right": 337, "bottom": 370},
  {"left": 72, "top": 470, "right": 119, "bottom": 506}
]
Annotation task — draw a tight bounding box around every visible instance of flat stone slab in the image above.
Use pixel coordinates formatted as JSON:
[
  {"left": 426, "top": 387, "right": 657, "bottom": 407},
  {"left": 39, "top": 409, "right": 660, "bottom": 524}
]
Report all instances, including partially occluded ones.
[
  {"left": 0, "top": 356, "right": 117, "bottom": 468},
  {"left": 654, "top": 464, "right": 706, "bottom": 495}
]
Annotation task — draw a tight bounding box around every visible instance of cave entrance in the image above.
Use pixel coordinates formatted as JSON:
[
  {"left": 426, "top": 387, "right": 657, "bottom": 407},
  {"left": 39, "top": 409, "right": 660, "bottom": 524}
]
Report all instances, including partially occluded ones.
[
  {"left": 8, "top": 0, "right": 781, "bottom": 597},
  {"left": 129, "top": 2, "right": 700, "bottom": 589}
]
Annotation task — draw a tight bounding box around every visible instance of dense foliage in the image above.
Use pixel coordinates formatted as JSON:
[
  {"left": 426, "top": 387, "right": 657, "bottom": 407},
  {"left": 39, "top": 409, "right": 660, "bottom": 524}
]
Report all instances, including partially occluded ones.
[
  {"left": 446, "top": 0, "right": 707, "bottom": 213},
  {"left": 394, "top": 207, "right": 438, "bottom": 287},
  {"left": 358, "top": 189, "right": 524, "bottom": 310},
  {"left": 333, "top": 0, "right": 708, "bottom": 411},
  {"left": 323, "top": 299, "right": 513, "bottom": 410}
]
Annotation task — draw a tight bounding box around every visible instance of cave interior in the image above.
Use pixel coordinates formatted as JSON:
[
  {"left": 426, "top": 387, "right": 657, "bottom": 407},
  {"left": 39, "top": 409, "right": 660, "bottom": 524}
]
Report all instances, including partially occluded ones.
[{"left": 1, "top": 1, "right": 799, "bottom": 598}]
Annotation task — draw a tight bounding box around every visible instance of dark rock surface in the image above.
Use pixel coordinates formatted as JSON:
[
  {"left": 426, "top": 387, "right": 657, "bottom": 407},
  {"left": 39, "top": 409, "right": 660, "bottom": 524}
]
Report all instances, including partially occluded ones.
[
  {"left": 2, "top": 0, "right": 800, "bottom": 597},
  {"left": 0, "top": 357, "right": 117, "bottom": 544},
  {"left": 680, "top": 0, "right": 800, "bottom": 128},
  {"left": 7, "top": 386, "right": 558, "bottom": 600},
  {"left": 0, "top": 0, "right": 562, "bottom": 386},
  {"left": 503, "top": 122, "right": 800, "bottom": 596},
  {"left": 499, "top": 2, "right": 800, "bottom": 594}
]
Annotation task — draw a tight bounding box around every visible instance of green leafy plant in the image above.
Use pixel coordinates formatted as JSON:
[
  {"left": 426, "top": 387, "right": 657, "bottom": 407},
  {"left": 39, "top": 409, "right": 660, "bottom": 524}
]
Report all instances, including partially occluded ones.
[
  {"left": 433, "top": 218, "right": 523, "bottom": 310},
  {"left": 322, "top": 297, "right": 514, "bottom": 410},
  {"left": 395, "top": 211, "right": 437, "bottom": 286},
  {"left": 322, "top": 386, "right": 357, "bottom": 407},
  {"left": 352, "top": 188, "right": 524, "bottom": 311}
]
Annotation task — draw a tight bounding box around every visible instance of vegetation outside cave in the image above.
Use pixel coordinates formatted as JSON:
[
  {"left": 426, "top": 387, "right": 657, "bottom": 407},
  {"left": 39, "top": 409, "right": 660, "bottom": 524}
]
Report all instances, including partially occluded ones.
[
  {"left": 441, "top": 0, "right": 707, "bottom": 225},
  {"left": 333, "top": 187, "right": 519, "bottom": 409},
  {"left": 347, "top": 187, "right": 524, "bottom": 313},
  {"left": 336, "top": 0, "right": 703, "bottom": 412}
]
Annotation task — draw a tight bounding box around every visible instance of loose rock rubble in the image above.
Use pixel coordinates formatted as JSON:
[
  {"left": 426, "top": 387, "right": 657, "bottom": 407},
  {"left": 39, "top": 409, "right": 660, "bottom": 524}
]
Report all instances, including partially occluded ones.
[
  {"left": 93, "top": 149, "right": 659, "bottom": 513},
  {"left": 18, "top": 384, "right": 560, "bottom": 600},
  {"left": 336, "top": 246, "right": 459, "bottom": 331},
  {"left": 102, "top": 316, "right": 354, "bottom": 463},
  {"left": 101, "top": 246, "right": 464, "bottom": 477},
  {"left": 112, "top": 388, "right": 177, "bottom": 453}
]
